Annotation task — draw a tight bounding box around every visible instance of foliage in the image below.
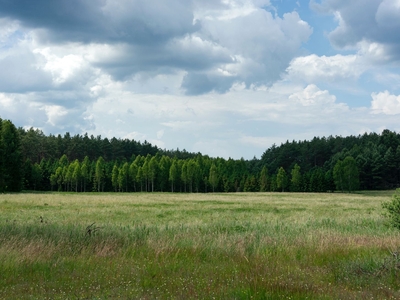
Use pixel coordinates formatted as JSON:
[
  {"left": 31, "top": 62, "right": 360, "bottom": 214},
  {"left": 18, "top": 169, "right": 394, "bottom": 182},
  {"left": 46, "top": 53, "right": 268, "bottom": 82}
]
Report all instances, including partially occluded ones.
[
  {"left": 334, "top": 156, "right": 360, "bottom": 192},
  {"left": 276, "top": 167, "right": 288, "bottom": 192},
  {"left": 290, "top": 164, "right": 301, "bottom": 192},
  {"left": 209, "top": 163, "right": 219, "bottom": 192},
  {"left": 2, "top": 117, "right": 400, "bottom": 193},
  {"left": 0, "top": 119, "right": 22, "bottom": 191},
  {"left": 382, "top": 189, "right": 400, "bottom": 229},
  {"left": 259, "top": 166, "right": 268, "bottom": 192},
  {"left": 343, "top": 156, "right": 360, "bottom": 192}
]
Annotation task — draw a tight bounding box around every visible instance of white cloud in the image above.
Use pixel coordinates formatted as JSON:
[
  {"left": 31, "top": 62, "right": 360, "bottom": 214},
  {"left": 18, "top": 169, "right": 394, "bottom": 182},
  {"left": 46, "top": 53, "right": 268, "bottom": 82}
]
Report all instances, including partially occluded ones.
[
  {"left": 80, "top": 82, "right": 363, "bottom": 157},
  {"left": 289, "top": 84, "right": 336, "bottom": 106},
  {"left": 239, "top": 135, "right": 279, "bottom": 149},
  {"left": 157, "top": 129, "right": 165, "bottom": 139},
  {"left": 0, "top": 18, "right": 20, "bottom": 44},
  {"left": 284, "top": 39, "right": 398, "bottom": 93},
  {"left": 374, "top": 72, "right": 400, "bottom": 89},
  {"left": 371, "top": 91, "right": 400, "bottom": 115},
  {"left": 1, "top": 0, "right": 400, "bottom": 159},
  {"left": 124, "top": 131, "right": 147, "bottom": 141},
  {"left": 357, "top": 40, "right": 392, "bottom": 63},
  {"left": 286, "top": 54, "right": 363, "bottom": 83},
  {"left": 314, "top": 0, "right": 400, "bottom": 62},
  {"left": 41, "top": 105, "right": 68, "bottom": 126},
  {"left": 36, "top": 50, "right": 85, "bottom": 84},
  {"left": 200, "top": 9, "right": 312, "bottom": 82},
  {"left": 0, "top": 0, "right": 313, "bottom": 96},
  {"left": 0, "top": 93, "right": 13, "bottom": 108}
]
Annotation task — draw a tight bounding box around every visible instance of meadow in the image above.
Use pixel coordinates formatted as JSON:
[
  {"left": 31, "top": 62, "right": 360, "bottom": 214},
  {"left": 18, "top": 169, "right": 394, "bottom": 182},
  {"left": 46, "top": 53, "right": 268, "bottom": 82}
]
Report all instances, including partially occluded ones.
[{"left": 1, "top": 191, "right": 400, "bottom": 299}]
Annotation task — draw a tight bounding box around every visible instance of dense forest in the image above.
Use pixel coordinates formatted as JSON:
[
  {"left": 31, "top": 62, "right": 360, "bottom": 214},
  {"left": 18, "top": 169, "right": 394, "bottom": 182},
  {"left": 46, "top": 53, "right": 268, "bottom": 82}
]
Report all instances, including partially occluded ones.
[{"left": 1, "top": 116, "right": 399, "bottom": 193}]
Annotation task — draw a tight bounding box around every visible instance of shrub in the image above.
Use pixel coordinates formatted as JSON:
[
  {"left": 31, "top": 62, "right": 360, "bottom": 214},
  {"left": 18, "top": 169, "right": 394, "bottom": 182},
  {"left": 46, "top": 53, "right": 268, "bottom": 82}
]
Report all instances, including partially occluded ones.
[{"left": 382, "top": 189, "right": 400, "bottom": 229}]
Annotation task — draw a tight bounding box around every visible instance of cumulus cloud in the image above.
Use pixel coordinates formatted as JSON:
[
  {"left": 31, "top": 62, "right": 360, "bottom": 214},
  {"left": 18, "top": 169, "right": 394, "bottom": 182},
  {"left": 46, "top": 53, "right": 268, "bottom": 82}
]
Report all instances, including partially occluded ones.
[
  {"left": 186, "top": 8, "right": 312, "bottom": 93},
  {"left": 0, "top": 0, "right": 197, "bottom": 44},
  {"left": 0, "top": 92, "right": 95, "bottom": 134},
  {"left": 375, "top": 0, "right": 400, "bottom": 31},
  {"left": 0, "top": 0, "right": 312, "bottom": 95},
  {"left": 289, "top": 84, "right": 336, "bottom": 106},
  {"left": 311, "top": 0, "right": 400, "bottom": 61},
  {"left": 0, "top": 32, "right": 54, "bottom": 93},
  {"left": 80, "top": 80, "right": 400, "bottom": 158},
  {"left": 371, "top": 91, "right": 400, "bottom": 115},
  {"left": 286, "top": 54, "right": 364, "bottom": 83},
  {"left": 284, "top": 40, "right": 397, "bottom": 92},
  {"left": 1, "top": 0, "right": 400, "bottom": 158}
]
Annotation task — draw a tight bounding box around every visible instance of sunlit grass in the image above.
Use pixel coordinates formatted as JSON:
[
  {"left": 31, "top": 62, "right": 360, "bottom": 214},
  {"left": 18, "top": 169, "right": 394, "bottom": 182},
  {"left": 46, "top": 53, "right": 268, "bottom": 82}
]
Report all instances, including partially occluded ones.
[{"left": 1, "top": 192, "right": 400, "bottom": 299}]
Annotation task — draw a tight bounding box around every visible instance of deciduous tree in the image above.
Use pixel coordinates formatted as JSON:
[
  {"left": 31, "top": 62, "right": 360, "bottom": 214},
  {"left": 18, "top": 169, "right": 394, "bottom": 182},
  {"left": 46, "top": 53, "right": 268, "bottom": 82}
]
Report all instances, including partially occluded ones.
[
  {"left": 276, "top": 167, "right": 288, "bottom": 192},
  {"left": 209, "top": 163, "right": 219, "bottom": 193},
  {"left": 290, "top": 164, "right": 301, "bottom": 192}
]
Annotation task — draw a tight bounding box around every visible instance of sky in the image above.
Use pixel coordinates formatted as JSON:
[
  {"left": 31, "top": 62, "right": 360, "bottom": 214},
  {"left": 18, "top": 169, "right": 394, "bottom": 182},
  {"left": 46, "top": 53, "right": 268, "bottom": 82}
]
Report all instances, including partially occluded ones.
[{"left": 0, "top": 0, "right": 400, "bottom": 159}]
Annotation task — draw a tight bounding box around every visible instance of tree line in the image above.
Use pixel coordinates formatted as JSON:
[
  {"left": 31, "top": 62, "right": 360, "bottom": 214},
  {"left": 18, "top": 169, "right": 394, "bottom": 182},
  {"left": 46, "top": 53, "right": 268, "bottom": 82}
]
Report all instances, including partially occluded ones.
[
  {"left": 1, "top": 116, "right": 400, "bottom": 193},
  {"left": 260, "top": 129, "right": 400, "bottom": 191}
]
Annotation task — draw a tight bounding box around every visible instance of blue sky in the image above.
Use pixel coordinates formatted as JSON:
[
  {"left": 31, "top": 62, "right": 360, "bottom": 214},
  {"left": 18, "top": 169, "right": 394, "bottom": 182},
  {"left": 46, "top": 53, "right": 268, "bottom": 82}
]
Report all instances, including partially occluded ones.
[{"left": 0, "top": 0, "right": 400, "bottom": 159}]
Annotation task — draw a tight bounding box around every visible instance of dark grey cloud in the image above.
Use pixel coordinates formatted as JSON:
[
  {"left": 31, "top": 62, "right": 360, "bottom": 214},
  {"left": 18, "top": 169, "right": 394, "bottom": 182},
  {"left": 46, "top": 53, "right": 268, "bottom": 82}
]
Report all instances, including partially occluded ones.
[
  {"left": 186, "top": 9, "right": 312, "bottom": 93},
  {"left": 0, "top": 49, "right": 53, "bottom": 92},
  {"left": 32, "top": 90, "right": 95, "bottom": 109},
  {"left": 0, "top": 0, "right": 312, "bottom": 96},
  {"left": 181, "top": 72, "right": 234, "bottom": 95},
  {"left": 311, "top": 0, "right": 400, "bottom": 59},
  {"left": 92, "top": 38, "right": 235, "bottom": 81},
  {"left": 0, "top": 0, "right": 198, "bottom": 44}
]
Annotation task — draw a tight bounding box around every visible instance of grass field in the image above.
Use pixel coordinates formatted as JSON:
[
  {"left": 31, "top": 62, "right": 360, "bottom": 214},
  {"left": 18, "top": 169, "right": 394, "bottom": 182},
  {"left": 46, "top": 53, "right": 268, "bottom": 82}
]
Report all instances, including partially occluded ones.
[{"left": 1, "top": 191, "right": 400, "bottom": 299}]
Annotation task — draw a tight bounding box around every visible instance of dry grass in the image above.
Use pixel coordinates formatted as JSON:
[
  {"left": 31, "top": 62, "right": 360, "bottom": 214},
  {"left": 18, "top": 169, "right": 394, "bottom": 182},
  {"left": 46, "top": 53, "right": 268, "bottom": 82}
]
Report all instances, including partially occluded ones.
[{"left": 1, "top": 191, "right": 400, "bottom": 299}]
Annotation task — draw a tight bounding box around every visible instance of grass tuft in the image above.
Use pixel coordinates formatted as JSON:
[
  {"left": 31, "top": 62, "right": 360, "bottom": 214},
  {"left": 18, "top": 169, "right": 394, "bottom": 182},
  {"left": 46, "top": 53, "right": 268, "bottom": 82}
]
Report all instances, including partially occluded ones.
[{"left": 1, "top": 192, "right": 400, "bottom": 299}]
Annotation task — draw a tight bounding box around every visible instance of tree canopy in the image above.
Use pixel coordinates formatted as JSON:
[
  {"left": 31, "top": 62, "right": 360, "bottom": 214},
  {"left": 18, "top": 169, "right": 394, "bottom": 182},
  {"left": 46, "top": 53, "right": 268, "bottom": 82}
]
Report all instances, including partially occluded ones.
[{"left": 2, "top": 117, "right": 400, "bottom": 193}]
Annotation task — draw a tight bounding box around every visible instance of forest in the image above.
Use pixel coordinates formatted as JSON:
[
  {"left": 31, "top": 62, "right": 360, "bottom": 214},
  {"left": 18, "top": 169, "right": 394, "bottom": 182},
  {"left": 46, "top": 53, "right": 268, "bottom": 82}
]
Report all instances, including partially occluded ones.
[{"left": 0, "top": 116, "right": 399, "bottom": 193}]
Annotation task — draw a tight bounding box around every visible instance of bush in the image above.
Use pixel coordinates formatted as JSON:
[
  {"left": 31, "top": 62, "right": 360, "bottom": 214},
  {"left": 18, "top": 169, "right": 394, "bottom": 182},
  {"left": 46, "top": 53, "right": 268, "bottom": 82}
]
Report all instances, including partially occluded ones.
[{"left": 382, "top": 189, "right": 400, "bottom": 229}]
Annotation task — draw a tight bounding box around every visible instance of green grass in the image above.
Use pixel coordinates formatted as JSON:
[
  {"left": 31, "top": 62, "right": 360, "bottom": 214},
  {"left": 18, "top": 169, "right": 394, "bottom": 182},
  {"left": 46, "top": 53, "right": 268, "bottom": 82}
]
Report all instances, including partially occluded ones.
[{"left": 1, "top": 192, "right": 400, "bottom": 299}]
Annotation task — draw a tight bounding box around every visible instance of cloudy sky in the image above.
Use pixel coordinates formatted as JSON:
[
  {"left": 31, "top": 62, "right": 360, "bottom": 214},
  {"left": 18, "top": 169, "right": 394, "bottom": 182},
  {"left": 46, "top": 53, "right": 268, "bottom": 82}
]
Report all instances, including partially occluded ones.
[{"left": 0, "top": 0, "right": 400, "bottom": 159}]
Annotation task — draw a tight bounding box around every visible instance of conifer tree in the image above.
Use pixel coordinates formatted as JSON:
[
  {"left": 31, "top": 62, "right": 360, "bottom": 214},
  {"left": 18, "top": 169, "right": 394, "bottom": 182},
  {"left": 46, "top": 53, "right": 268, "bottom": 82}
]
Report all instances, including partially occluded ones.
[
  {"left": 0, "top": 118, "right": 4, "bottom": 192},
  {"left": 1, "top": 120, "right": 22, "bottom": 191}
]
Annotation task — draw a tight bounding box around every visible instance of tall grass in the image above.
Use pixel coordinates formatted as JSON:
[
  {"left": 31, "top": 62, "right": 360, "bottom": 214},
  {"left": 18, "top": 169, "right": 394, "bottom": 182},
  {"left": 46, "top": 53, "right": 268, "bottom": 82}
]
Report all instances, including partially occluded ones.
[{"left": 1, "top": 192, "right": 400, "bottom": 299}]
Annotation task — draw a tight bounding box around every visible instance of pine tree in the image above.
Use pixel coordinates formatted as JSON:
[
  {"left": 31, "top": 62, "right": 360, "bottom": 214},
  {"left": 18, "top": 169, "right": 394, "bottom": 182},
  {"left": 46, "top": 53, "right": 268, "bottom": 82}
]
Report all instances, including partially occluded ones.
[
  {"left": 0, "top": 118, "right": 4, "bottom": 192},
  {"left": 1, "top": 120, "right": 23, "bottom": 191}
]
